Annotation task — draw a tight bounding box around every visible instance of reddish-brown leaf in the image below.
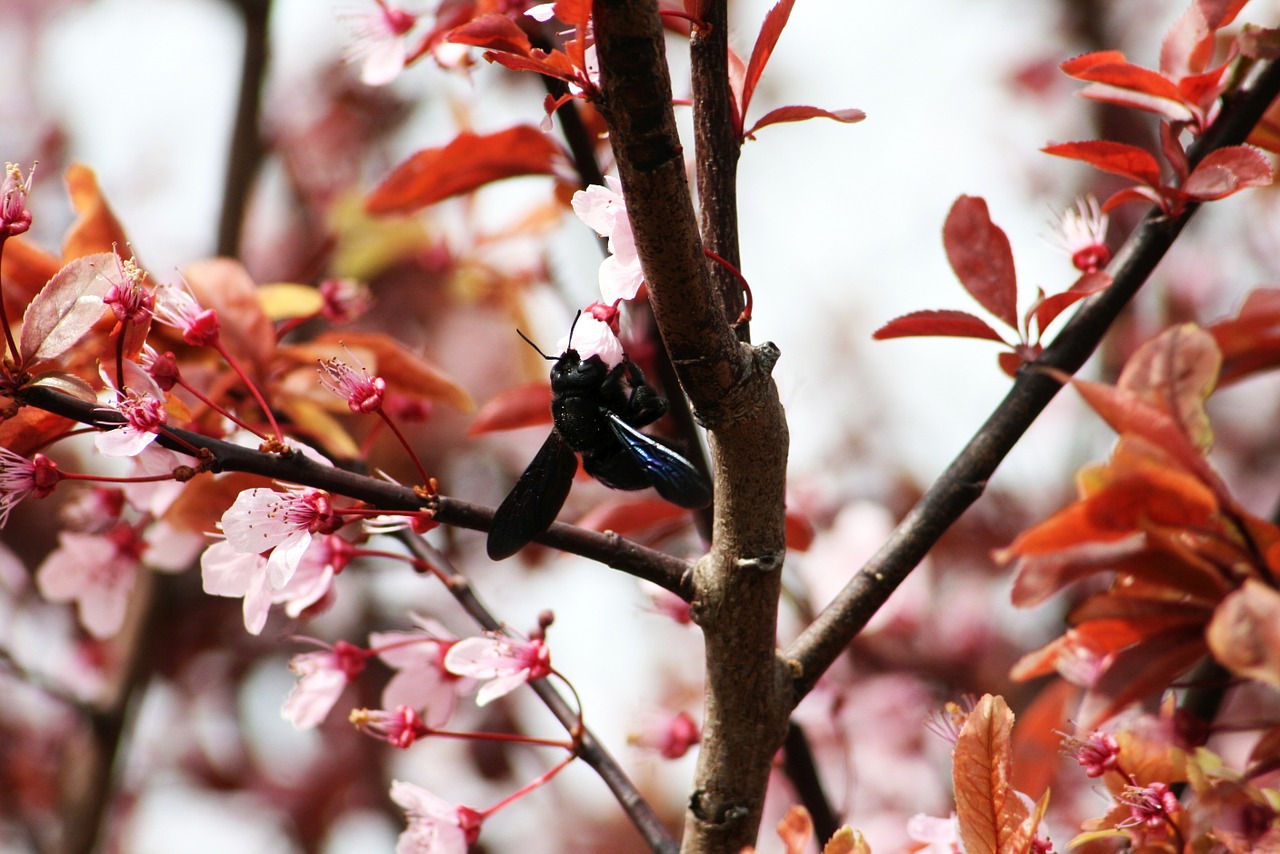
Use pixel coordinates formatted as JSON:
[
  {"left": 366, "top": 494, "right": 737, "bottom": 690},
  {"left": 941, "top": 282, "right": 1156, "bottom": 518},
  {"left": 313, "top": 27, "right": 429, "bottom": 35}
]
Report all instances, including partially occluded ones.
[
  {"left": 1101, "top": 185, "right": 1166, "bottom": 213},
  {"left": 0, "top": 407, "right": 76, "bottom": 458},
  {"left": 741, "top": 0, "right": 796, "bottom": 127},
  {"left": 1209, "top": 288, "right": 1280, "bottom": 384},
  {"left": 574, "top": 495, "right": 692, "bottom": 538},
  {"left": 743, "top": 105, "right": 866, "bottom": 139},
  {"left": 1069, "top": 58, "right": 1185, "bottom": 102},
  {"left": 953, "top": 695, "right": 1029, "bottom": 854},
  {"left": 446, "top": 13, "right": 533, "bottom": 55},
  {"left": 1206, "top": 580, "right": 1280, "bottom": 688},
  {"left": 1011, "top": 679, "right": 1079, "bottom": 797},
  {"left": 553, "top": 0, "right": 590, "bottom": 29},
  {"left": 366, "top": 126, "right": 563, "bottom": 215},
  {"left": 872, "top": 309, "right": 1007, "bottom": 343},
  {"left": 1117, "top": 324, "right": 1219, "bottom": 450},
  {"left": 468, "top": 383, "right": 552, "bottom": 435},
  {"left": 1182, "top": 145, "right": 1273, "bottom": 200},
  {"left": 19, "top": 253, "right": 113, "bottom": 368},
  {"left": 775, "top": 805, "right": 814, "bottom": 854},
  {"left": 1061, "top": 50, "right": 1128, "bottom": 77},
  {"left": 942, "top": 196, "right": 1018, "bottom": 328},
  {"left": 61, "top": 163, "right": 131, "bottom": 261},
  {"left": 1042, "top": 140, "right": 1163, "bottom": 187},
  {"left": 484, "top": 49, "right": 580, "bottom": 84},
  {"left": 185, "top": 258, "right": 276, "bottom": 376},
  {"left": 785, "top": 507, "right": 816, "bottom": 552},
  {"left": 1, "top": 237, "right": 61, "bottom": 308},
  {"left": 1077, "top": 629, "right": 1207, "bottom": 727}
]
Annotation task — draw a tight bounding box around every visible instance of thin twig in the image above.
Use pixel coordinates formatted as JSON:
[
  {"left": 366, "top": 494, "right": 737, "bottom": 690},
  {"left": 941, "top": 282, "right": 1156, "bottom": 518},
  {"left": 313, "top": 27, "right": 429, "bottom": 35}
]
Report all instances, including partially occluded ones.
[{"left": 216, "top": 0, "right": 271, "bottom": 257}]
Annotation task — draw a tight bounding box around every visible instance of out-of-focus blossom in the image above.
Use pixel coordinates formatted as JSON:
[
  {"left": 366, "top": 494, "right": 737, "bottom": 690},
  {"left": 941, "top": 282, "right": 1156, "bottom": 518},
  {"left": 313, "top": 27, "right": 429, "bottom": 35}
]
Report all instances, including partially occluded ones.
[
  {"left": 372, "top": 618, "right": 473, "bottom": 728},
  {"left": 628, "top": 710, "right": 700, "bottom": 759},
  {"left": 202, "top": 534, "right": 345, "bottom": 635},
  {"left": 281, "top": 640, "right": 369, "bottom": 728},
  {"left": 35, "top": 524, "right": 146, "bottom": 638},
  {"left": 905, "top": 813, "right": 961, "bottom": 853},
  {"left": 0, "top": 162, "right": 33, "bottom": 237},
  {"left": 443, "top": 632, "right": 552, "bottom": 706},
  {"left": 319, "top": 278, "right": 372, "bottom": 323},
  {"left": 59, "top": 487, "right": 125, "bottom": 534},
  {"left": 340, "top": 1, "right": 420, "bottom": 86},
  {"left": 555, "top": 313, "right": 624, "bottom": 368},
  {"left": 139, "top": 345, "right": 179, "bottom": 392},
  {"left": 350, "top": 704, "right": 431, "bottom": 748},
  {"left": 1065, "top": 730, "right": 1120, "bottom": 778},
  {"left": 1118, "top": 781, "right": 1180, "bottom": 835},
  {"left": 524, "top": 4, "right": 556, "bottom": 23},
  {"left": 218, "top": 486, "right": 340, "bottom": 588},
  {"left": 571, "top": 177, "right": 645, "bottom": 302},
  {"left": 1050, "top": 195, "right": 1110, "bottom": 273},
  {"left": 0, "top": 448, "right": 61, "bottom": 526}
]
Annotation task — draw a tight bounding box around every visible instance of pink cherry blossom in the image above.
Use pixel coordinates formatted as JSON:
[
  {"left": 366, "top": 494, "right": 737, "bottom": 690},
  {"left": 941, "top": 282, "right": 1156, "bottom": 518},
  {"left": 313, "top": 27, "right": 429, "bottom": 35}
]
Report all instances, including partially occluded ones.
[
  {"left": 371, "top": 618, "right": 473, "bottom": 728},
  {"left": 0, "top": 162, "right": 34, "bottom": 237},
  {"left": 281, "top": 640, "right": 369, "bottom": 728},
  {"left": 0, "top": 448, "right": 61, "bottom": 526},
  {"left": 340, "top": 1, "right": 420, "bottom": 86},
  {"left": 318, "top": 352, "right": 386, "bottom": 413},
  {"left": 390, "top": 781, "right": 481, "bottom": 854},
  {"left": 218, "top": 486, "right": 340, "bottom": 589},
  {"left": 36, "top": 524, "right": 146, "bottom": 638},
  {"left": 905, "top": 813, "right": 961, "bottom": 853},
  {"left": 1050, "top": 195, "right": 1110, "bottom": 273},
  {"left": 555, "top": 313, "right": 624, "bottom": 369},
  {"left": 571, "top": 177, "right": 645, "bottom": 302},
  {"left": 202, "top": 535, "right": 344, "bottom": 635},
  {"left": 153, "top": 277, "right": 220, "bottom": 347},
  {"left": 351, "top": 704, "right": 431, "bottom": 748},
  {"left": 319, "top": 278, "right": 372, "bottom": 323},
  {"left": 102, "top": 251, "right": 153, "bottom": 323},
  {"left": 443, "top": 632, "right": 552, "bottom": 706},
  {"left": 628, "top": 710, "right": 701, "bottom": 759},
  {"left": 96, "top": 360, "right": 168, "bottom": 457}
]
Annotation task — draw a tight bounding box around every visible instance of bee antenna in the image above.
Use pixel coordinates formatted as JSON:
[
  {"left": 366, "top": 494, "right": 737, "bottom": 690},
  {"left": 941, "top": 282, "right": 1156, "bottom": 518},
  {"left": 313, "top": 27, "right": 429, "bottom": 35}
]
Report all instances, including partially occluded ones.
[
  {"left": 515, "top": 328, "right": 556, "bottom": 360},
  {"left": 566, "top": 310, "right": 583, "bottom": 349}
]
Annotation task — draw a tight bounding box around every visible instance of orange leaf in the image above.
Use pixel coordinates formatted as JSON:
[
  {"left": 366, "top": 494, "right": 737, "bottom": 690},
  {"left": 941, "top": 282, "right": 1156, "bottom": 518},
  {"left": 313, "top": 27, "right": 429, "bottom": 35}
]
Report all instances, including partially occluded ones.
[
  {"left": 775, "top": 805, "right": 814, "bottom": 854},
  {"left": 468, "top": 383, "right": 552, "bottom": 435},
  {"left": 1209, "top": 287, "right": 1280, "bottom": 384},
  {"left": 446, "top": 13, "right": 533, "bottom": 55},
  {"left": 953, "top": 694, "right": 1030, "bottom": 854},
  {"left": 1077, "top": 629, "right": 1206, "bottom": 727},
  {"left": 184, "top": 258, "right": 276, "bottom": 377},
  {"left": 1206, "top": 579, "right": 1280, "bottom": 688},
  {"left": 366, "top": 126, "right": 564, "bottom": 215},
  {"left": 61, "top": 163, "right": 130, "bottom": 261}
]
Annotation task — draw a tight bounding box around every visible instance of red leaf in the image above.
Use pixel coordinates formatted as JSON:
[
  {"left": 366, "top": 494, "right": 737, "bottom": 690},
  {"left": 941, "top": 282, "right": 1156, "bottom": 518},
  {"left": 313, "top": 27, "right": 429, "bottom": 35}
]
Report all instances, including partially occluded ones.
[
  {"left": 1077, "top": 629, "right": 1207, "bottom": 727},
  {"left": 743, "top": 105, "right": 866, "bottom": 139},
  {"left": 1031, "top": 272, "right": 1111, "bottom": 335},
  {"left": 553, "top": 0, "right": 590, "bottom": 29},
  {"left": 1068, "top": 58, "right": 1184, "bottom": 102},
  {"left": 468, "top": 383, "right": 553, "bottom": 435},
  {"left": 785, "top": 508, "right": 816, "bottom": 552},
  {"left": 1101, "top": 185, "right": 1166, "bottom": 213},
  {"left": 942, "top": 197, "right": 1018, "bottom": 328},
  {"left": 741, "top": 0, "right": 796, "bottom": 126},
  {"left": 1042, "top": 140, "right": 1163, "bottom": 187},
  {"left": 1182, "top": 145, "right": 1273, "bottom": 200},
  {"left": 1208, "top": 288, "right": 1280, "bottom": 384},
  {"left": 1207, "top": 580, "right": 1280, "bottom": 687},
  {"left": 953, "top": 695, "right": 1029, "bottom": 854},
  {"left": 366, "top": 126, "right": 563, "bottom": 214},
  {"left": 446, "top": 14, "right": 533, "bottom": 55},
  {"left": 574, "top": 495, "right": 693, "bottom": 537},
  {"left": 484, "top": 50, "right": 580, "bottom": 85},
  {"left": 872, "top": 309, "right": 1007, "bottom": 343},
  {"left": 1061, "top": 50, "right": 1128, "bottom": 77}
]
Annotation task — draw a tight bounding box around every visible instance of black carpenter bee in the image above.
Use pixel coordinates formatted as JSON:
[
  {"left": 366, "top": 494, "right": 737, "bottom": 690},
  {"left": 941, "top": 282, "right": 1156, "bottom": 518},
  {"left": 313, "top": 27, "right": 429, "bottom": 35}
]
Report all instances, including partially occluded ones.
[{"left": 486, "top": 320, "right": 712, "bottom": 560}]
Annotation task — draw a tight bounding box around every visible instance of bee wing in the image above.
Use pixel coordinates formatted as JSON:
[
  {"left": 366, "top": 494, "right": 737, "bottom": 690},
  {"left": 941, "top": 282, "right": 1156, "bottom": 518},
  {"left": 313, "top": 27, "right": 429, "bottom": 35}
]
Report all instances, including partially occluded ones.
[
  {"left": 486, "top": 430, "right": 579, "bottom": 560},
  {"left": 604, "top": 413, "right": 712, "bottom": 509}
]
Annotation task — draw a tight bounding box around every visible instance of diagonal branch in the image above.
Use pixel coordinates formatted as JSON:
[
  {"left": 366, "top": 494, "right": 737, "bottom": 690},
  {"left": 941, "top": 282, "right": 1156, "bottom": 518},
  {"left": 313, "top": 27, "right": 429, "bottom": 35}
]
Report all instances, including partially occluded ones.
[{"left": 783, "top": 55, "right": 1280, "bottom": 705}]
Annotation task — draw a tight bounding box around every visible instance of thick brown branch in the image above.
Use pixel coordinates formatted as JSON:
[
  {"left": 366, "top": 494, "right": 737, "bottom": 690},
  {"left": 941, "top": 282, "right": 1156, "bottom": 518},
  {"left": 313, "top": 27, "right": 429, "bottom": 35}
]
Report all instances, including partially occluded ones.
[
  {"left": 783, "top": 55, "right": 1280, "bottom": 704},
  {"left": 592, "top": 3, "right": 792, "bottom": 852}
]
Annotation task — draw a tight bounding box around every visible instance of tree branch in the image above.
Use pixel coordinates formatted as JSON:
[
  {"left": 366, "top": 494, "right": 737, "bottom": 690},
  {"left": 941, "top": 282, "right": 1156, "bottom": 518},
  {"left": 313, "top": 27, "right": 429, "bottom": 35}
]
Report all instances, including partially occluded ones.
[
  {"left": 591, "top": 3, "right": 792, "bottom": 851},
  {"left": 216, "top": 0, "right": 271, "bottom": 258},
  {"left": 783, "top": 55, "right": 1280, "bottom": 705}
]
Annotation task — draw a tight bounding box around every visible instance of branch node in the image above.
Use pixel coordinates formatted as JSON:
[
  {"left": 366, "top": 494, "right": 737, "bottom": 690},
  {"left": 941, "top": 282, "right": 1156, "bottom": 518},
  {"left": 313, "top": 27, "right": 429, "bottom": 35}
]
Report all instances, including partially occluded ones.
[
  {"left": 692, "top": 341, "right": 783, "bottom": 429},
  {"left": 734, "top": 552, "right": 783, "bottom": 573}
]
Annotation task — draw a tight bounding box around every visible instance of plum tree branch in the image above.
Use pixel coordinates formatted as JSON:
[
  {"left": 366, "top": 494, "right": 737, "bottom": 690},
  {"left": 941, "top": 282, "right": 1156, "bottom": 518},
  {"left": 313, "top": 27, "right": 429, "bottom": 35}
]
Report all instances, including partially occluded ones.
[
  {"left": 783, "top": 54, "right": 1280, "bottom": 705},
  {"left": 592, "top": 2, "right": 792, "bottom": 852}
]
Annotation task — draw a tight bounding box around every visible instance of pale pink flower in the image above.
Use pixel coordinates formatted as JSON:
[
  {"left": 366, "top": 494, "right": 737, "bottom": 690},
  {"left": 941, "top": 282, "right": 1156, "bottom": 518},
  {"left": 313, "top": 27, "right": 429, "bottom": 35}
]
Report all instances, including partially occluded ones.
[
  {"left": 443, "top": 632, "right": 552, "bottom": 706},
  {"left": 102, "top": 252, "right": 153, "bottom": 322},
  {"left": 351, "top": 704, "right": 431, "bottom": 748},
  {"left": 121, "top": 446, "right": 189, "bottom": 518},
  {"left": 340, "top": 1, "right": 420, "bottom": 86},
  {"left": 282, "top": 640, "right": 369, "bottom": 728},
  {"left": 0, "top": 162, "right": 34, "bottom": 237},
  {"left": 628, "top": 710, "right": 700, "bottom": 759},
  {"left": 524, "top": 3, "right": 555, "bottom": 22},
  {"left": 372, "top": 618, "right": 473, "bottom": 728},
  {"left": 153, "top": 277, "right": 220, "bottom": 346},
  {"left": 390, "top": 781, "right": 481, "bottom": 854},
  {"left": 1050, "top": 195, "right": 1110, "bottom": 273},
  {"left": 218, "top": 486, "right": 340, "bottom": 588},
  {"left": 906, "top": 813, "right": 961, "bottom": 853},
  {"left": 0, "top": 448, "right": 61, "bottom": 526},
  {"left": 201, "top": 540, "right": 274, "bottom": 634},
  {"left": 555, "top": 313, "right": 624, "bottom": 368},
  {"left": 318, "top": 352, "right": 386, "bottom": 413},
  {"left": 571, "top": 177, "right": 645, "bottom": 302},
  {"left": 96, "top": 360, "right": 168, "bottom": 457},
  {"left": 36, "top": 524, "right": 145, "bottom": 638}
]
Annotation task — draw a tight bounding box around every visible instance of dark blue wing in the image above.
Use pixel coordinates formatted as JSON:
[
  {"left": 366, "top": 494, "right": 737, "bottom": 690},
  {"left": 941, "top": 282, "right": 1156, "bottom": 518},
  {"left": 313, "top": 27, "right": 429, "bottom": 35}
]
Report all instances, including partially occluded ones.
[
  {"left": 486, "top": 430, "right": 578, "bottom": 560},
  {"left": 604, "top": 413, "right": 712, "bottom": 509}
]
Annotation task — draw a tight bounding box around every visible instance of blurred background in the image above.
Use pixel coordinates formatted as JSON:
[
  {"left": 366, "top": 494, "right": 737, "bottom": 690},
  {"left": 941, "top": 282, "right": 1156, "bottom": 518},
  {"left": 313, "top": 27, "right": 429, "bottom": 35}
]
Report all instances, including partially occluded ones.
[{"left": 3, "top": 0, "right": 1280, "bottom": 851}]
